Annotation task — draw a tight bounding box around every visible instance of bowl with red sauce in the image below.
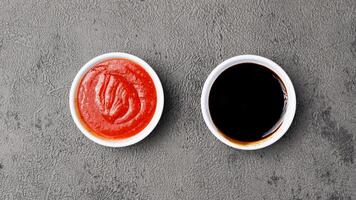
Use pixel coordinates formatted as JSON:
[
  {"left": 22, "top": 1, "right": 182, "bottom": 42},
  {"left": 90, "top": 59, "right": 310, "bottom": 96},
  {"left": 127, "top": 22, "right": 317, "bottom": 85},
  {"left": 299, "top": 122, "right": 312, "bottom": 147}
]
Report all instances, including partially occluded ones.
[{"left": 70, "top": 52, "right": 164, "bottom": 147}]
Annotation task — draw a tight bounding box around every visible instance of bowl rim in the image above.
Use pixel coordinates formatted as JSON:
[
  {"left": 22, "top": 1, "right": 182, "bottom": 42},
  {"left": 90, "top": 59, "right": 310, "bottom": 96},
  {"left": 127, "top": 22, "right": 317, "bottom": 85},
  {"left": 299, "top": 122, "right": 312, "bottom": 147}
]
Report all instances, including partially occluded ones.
[
  {"left": 69, "top": 52, "right": 164, "bottom": 147},
  {"left": 201, "top": 55, "right": 296, "bottom": 150}
]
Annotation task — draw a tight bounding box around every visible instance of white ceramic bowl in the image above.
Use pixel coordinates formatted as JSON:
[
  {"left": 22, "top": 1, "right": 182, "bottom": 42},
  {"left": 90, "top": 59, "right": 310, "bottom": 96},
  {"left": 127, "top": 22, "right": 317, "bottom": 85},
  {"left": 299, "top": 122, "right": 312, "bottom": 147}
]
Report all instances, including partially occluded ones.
[
  {"left": 201, "top": 55, "right": 296, "bottom": 150},
  {"left": 69, "top": 52, "right": 164, "bottom": 147}
]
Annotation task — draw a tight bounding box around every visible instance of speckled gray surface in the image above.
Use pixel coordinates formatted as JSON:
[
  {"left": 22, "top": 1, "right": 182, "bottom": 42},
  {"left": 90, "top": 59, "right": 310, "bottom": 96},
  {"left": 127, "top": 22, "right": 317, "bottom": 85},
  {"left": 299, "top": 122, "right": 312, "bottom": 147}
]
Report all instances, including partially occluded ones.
[{"left": 0, "top": 0, "right": 355, "bottom": 199}]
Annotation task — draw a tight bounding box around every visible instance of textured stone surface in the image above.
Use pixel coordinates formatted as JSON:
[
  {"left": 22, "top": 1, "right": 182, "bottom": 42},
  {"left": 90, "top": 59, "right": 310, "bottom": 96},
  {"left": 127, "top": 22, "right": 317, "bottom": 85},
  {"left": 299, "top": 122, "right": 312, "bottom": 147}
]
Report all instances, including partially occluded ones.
[{"left": 0, "top": 0, "right": 355, "bottom": 199}]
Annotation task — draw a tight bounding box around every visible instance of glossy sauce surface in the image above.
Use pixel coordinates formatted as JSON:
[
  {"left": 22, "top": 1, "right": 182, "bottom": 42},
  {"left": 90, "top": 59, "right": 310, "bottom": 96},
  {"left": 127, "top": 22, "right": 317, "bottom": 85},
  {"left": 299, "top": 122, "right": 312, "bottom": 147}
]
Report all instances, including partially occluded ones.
[
  {"left": 77, "top": 58, "right": 157, "bottom": 140},
  {"left": 209, "top": 63, "right": 286, "bottom": 142}
]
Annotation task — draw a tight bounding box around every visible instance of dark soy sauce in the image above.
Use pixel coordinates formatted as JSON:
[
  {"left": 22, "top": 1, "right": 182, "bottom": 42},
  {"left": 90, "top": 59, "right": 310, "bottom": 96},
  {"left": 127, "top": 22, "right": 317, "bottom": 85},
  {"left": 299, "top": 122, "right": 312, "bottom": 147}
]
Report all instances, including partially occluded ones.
[{"left": 209, "top": 63, "right": 286, "bottom": 142}]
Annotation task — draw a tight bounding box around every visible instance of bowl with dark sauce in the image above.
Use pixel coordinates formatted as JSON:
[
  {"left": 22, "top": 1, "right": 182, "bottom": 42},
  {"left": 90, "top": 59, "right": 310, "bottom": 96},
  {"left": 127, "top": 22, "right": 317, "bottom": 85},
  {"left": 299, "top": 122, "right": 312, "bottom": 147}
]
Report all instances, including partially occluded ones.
[
  {"left": 201, "top": 55, "right": 296, "bottom": 150},
  {"left": 70, "top": 52, "right": 164, "bottom": 147}
]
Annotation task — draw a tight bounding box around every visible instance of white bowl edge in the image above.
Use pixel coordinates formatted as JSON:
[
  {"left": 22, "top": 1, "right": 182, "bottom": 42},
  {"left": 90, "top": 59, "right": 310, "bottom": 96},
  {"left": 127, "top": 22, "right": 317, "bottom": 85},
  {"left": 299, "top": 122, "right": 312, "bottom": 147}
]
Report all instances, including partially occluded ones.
[
  {"left": 69, "top": 52, "right": 164, "bottom": 147},
  {"left": 201, "top": 55, "right": 296, "bottom": 150}
]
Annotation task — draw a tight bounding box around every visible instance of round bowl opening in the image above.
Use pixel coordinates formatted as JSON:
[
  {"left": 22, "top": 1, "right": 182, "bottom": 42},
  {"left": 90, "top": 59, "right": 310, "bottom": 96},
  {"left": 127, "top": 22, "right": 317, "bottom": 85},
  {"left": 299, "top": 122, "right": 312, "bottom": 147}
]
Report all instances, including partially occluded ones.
[
  {"left": 201, "top": 55, "right": 296, "bottom": 150},
  {"left": 69, "top": 52, "right": 164, "bottom": 147}
]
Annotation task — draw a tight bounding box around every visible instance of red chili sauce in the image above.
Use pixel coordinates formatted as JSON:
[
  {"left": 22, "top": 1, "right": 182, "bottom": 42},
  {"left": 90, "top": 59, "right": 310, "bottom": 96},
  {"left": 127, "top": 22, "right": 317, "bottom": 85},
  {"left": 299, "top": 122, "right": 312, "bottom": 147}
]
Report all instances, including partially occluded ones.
[{"left": 76, "top": 58, "right": 157, "bottom": 140}]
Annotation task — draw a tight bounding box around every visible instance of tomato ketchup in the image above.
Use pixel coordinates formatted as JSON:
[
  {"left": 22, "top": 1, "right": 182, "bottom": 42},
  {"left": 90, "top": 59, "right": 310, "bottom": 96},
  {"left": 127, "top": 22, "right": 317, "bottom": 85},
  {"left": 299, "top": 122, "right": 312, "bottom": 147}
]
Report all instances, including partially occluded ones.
[{"left": 76, "top": 58, "right": 157, "bottom": 140}]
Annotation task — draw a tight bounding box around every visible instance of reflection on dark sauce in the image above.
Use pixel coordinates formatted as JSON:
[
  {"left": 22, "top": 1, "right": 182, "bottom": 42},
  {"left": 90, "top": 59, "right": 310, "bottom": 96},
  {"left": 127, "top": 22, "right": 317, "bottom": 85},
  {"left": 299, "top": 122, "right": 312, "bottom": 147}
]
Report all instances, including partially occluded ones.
[{"left": 209, "top": 63, "right": 286, "bottom": 142}]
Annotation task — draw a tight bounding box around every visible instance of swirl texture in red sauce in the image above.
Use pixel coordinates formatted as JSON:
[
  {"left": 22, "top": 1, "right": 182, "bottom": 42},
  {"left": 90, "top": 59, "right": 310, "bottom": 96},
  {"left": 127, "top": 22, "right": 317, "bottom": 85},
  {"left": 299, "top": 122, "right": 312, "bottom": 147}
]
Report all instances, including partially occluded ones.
[{"left": 76, "top": 58, "right": 157, "bottom": 140}]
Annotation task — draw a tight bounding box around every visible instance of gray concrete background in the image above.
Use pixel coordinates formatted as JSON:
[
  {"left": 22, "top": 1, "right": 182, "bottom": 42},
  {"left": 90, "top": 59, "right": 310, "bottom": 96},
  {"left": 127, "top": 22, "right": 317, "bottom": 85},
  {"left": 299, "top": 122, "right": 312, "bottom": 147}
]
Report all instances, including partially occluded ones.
[{"left": 0, "top": 0, "right": 355, "bottom": 199}]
